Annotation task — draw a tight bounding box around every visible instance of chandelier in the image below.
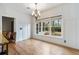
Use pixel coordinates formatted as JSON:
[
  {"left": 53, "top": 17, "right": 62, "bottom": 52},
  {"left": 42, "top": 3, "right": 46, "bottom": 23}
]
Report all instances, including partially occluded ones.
[{"left": 32, "top": 3, "right": 40, "bottom": 20}]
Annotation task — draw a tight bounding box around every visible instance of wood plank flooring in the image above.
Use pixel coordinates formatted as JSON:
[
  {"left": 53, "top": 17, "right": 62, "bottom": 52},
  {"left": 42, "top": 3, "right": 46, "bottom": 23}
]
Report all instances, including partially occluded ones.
[{"left": 8, "top": 39, "right": 79, "bottom": 55}]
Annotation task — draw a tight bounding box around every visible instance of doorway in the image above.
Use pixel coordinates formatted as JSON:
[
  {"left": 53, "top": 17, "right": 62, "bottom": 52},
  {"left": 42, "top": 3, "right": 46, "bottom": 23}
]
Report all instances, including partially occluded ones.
[{"left": 2, "top": 16, "right": 16, "bottom": 43}]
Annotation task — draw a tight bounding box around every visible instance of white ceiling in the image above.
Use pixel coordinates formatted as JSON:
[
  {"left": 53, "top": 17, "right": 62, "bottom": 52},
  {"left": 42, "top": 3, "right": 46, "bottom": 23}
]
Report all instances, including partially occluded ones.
[
  {"left": 23, "top": 3, "right": 61, "bottom": 14},
  {"left": 24, "top": 3, "right": 61, "bottom": 11},
  {"left": 3, "top": 3, "right": 62, "bottom": 15}
]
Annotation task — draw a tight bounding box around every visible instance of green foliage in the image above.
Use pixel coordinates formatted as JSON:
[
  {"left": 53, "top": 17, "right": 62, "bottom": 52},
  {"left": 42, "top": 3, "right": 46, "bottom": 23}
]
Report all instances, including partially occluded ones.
[{"left": 51, "top": 27, "right": 61, "bottom": 32}]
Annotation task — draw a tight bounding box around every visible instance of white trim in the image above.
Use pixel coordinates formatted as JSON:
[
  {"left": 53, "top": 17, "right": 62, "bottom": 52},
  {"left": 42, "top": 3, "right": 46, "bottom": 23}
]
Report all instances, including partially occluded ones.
[
  {"left": 35, "top": 15, "right": 63, "bottom": 39},
  {"left": 35, "top": 34, "right": 63, "bottom": 38}
]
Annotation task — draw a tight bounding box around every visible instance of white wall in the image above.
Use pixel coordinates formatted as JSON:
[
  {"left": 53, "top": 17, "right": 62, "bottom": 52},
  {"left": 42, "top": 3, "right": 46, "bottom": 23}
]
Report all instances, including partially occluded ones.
[
  {"left": 32, "top": 3, "right": 79, "bottom": 49},
  {"left": 0, "top": 3, "right": 32, "bottom": 42}
]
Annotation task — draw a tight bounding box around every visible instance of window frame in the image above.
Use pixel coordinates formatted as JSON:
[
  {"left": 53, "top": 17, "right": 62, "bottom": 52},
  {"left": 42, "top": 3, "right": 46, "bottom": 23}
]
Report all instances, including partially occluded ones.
[
  {"left": 35, "top": 15, "right": 63, "bottom": 38},
  {"left": 50, "top": 16, "right": 63, "bottom": 38}
]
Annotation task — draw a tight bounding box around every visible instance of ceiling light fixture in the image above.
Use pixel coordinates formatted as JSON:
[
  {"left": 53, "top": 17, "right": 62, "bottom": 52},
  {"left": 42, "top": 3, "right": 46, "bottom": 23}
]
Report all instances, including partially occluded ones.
[{"left": 32, "top": 3, "right": 40, "bottom": 20}]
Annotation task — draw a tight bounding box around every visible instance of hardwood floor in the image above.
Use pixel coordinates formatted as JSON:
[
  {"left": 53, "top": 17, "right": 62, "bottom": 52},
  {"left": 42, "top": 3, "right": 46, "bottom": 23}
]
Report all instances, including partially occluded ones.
[{"left": 8, "top": 39, "right": 79, "bottom": 55}]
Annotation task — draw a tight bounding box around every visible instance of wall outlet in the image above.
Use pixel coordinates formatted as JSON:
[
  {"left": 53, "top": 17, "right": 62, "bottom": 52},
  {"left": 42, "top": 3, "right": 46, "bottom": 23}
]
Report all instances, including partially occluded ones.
[
  {"left": 64, "top": 40, "right": 66, "bottom": 43},
  {"left": 20, "top": 27, "right": 22, "bottom": 30}
]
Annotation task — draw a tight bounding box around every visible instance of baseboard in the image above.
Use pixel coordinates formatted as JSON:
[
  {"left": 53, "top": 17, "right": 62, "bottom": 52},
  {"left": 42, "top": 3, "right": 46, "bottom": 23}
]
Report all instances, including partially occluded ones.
[
  {"left": 32, "top": 38, "right": 79, "bottom": 51},
  {"left": 16, "top": 38, "right": 31, "bottom": 43}
]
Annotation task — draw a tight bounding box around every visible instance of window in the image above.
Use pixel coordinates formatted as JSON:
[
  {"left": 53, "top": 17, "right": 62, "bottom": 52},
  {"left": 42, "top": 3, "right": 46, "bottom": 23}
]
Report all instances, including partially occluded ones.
[
  {"left": 42, "top": 22, "right": 45, "bottom": 31},
  {"left": 39, "top": 22, "right": 41, "bottom": 32},
  {"left": 51, "top": 17, "right": 62, "bottom": 36},
  {"left": 35, "top": 15, "right": 62, "bottom": 37},
  {"left": 43, "top": 21, "right": 50, "bottom": 35},
  {"left": 36, "top": 23, "right": 38, "bottom": 34}
]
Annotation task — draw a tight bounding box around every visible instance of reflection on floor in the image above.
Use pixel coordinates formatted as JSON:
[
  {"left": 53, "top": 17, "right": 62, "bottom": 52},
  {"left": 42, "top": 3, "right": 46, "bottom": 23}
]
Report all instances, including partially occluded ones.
[{"left": 8, "top": 39, "right": 79, "bottom": 55}]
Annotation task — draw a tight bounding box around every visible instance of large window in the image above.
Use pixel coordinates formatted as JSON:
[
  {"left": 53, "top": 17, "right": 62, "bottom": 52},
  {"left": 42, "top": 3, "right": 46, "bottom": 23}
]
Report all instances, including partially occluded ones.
[
  {"left": 36, "top": 15, "right": 63, "bottom": 37},
  {"left": 51, "top": 17, "right": 62, "bottom": 36},
  {"left": 36, "top": 23, "right": 38, "bottom": 34},
  {"left": 39, "top": 22, "right": 41, "bottom": 32},
  {"left": 43, "top": 21, "right": 50, "bottom": 35}
]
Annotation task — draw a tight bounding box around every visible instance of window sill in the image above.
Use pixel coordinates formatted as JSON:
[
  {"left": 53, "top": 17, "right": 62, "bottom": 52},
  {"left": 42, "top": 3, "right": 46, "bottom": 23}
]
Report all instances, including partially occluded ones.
[{"left": 35, "top": 34, "right": 63, "bottom": 39}]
